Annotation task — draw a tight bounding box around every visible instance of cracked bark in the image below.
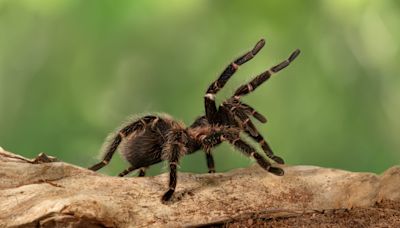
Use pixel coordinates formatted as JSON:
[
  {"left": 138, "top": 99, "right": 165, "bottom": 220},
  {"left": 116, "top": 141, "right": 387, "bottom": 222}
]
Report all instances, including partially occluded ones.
[{"left": 0, "top": 147, "right": 399, "bottom": 227}]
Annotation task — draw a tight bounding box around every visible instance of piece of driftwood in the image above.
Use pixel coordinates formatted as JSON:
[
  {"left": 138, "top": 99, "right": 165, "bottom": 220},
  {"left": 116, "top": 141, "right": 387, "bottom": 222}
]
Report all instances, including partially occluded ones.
[{"left": 0, "top": 146, "right": 399, "bottom": 227}]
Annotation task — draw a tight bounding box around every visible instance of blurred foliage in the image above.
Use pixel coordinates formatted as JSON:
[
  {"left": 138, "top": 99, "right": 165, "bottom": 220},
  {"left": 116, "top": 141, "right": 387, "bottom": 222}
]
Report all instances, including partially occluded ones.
[{"left": 0, "top": 0, "right": 399, "bottom": 176}]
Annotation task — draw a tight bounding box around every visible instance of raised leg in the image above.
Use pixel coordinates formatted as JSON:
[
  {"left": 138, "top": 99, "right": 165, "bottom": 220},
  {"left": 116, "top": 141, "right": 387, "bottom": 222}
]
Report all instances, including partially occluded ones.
[
  {"left": 233, "top": 49, "right": 300, "bottom": 98},
  {"left": 88, "top": 115, "right": 158, "bottom": 171},
  {"left": 205, "top": 39, "right": 266, "bottom": 123}
]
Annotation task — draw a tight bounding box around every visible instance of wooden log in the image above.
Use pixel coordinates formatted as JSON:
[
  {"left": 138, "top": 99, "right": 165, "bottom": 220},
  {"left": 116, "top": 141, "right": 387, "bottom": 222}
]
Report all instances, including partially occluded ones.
[{"left": 0, "top": 147, "right": 399, "bottom": 227}]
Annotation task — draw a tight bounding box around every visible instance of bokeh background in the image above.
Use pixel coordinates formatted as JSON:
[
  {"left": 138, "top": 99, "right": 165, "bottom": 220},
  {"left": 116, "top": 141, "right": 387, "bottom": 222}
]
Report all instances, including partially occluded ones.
[{"left": 1, "top": 0, "right": 399, "bottom": 176}]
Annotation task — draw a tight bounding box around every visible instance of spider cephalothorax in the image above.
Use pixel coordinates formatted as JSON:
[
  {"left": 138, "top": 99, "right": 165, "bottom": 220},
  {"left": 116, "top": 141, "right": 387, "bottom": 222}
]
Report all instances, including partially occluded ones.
[{"left": 88, "top": 39, "right": 300, "bottom": 202}]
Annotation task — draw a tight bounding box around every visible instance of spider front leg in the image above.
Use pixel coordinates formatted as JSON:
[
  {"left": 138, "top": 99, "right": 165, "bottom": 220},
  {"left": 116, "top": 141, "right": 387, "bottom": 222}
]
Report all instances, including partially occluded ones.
[
  {"left": 233, "top": 48, "right": 300, "bottom": 99},
  {"left": 238, "top": 102, "right": 267, "bottom": 123},
  {"left": 250, "top": 133, "right": 284, "bottom": 164},
  {"left": 221, "top": 102, "right": 279, "bottom": 162},
  {"left": 236, "top": 139, "right": 283, "bottom": 175},
  {"left": 227, "top": 104, "right": 284, "bottom": 164},
  {"left": 205, "top": 39, "right": 265, "bottom": 123},
  {"left": 226, "top": 135, "right": 284, "bottom": 176}
]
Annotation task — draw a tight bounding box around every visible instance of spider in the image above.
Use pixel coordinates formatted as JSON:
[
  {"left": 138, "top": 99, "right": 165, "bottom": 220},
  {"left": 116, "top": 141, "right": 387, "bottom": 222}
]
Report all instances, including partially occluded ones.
[{"left": 88, "top": 38, "right": 300, "bottom": 202}]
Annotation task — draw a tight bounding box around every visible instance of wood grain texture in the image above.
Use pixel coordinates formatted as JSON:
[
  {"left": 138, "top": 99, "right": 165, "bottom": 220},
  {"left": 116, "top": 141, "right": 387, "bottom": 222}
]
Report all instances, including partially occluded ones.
[{"left": 0, "top": 147, "right": 399, "bottom": 227}]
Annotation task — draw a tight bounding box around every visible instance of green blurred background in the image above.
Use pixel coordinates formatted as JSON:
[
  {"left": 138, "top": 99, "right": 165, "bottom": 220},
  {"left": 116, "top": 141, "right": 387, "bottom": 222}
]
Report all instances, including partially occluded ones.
[{"left": 0, "top": 0, "right": 399, "bottom": 176}]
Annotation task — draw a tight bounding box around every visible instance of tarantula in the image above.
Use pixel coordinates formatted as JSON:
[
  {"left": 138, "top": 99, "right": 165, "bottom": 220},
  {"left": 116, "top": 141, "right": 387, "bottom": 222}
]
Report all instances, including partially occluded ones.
[{"left": 88, "top": 39, "right": 300, "bottom": 202}]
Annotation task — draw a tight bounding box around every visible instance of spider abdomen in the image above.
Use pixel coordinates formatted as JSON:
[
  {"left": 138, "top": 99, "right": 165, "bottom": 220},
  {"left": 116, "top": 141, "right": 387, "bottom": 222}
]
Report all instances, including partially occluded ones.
[
  {"left": 117, "top": 114, "right": 186, "bottom": 169},
  {"left": 120, "top": 130, "right": 164, "bottom": 169}
]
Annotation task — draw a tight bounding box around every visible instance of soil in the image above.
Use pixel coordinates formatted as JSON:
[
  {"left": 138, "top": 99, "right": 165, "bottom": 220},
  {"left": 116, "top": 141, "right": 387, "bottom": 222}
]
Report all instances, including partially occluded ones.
[{"left": 200, "top": 200, "right": 400, "bottom": 228}]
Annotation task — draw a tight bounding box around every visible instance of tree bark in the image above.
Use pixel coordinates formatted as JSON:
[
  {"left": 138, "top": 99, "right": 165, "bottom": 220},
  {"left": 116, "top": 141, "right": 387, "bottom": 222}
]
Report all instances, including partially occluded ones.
[{"left": 0, "top": 146, "right": 399, "bottom": 227}]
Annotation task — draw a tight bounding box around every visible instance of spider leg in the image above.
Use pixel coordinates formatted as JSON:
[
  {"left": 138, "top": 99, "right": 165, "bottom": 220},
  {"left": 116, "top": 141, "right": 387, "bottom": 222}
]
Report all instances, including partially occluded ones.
[
  {"left": 244, "top": 128, "right": 285, "bottom": 164},
  {"left": 88, "top": 133, "right": 122, "bottom": 171},
  {"left": 221, "top": 103, "right": 284, "bottom": 164},
  {"left": 205, "top": 148, "right": 216, "bottom": 173},
  {"left": 200, "top": 129, "right": 230, "bottom": 174},
  {"left": 232, "top": 107, "right": 259, "bottom": 137},
  {"left": 233, "top": 49, "right": 300, "bottom": 99},
  {"left": 138, "top": 167, "right": 148, "bottom": 177},
  {"left": 234, "top": 104, "right": 284, "bottom": 164},
  {"left": 161, "top": 147, "right": 181, "bottom": 202},
  {"left": 118, "top": 166, "right": 148, "bottom": 177},
  {"left": 161, "top": 132, "right": 186, "bottom": 203},
  {"left": 200, "top": 126, "right": 283, "bottom": 174},
  {"left": 88, "top": 115, "right": 158, "bottom": 171},
  {"left": 118, "top": 166, "right": 136, "bottom": 177},
  {"left": 205, "top": 39, "right": 265, "bottom": 123},
  {"left": 223, "top": 134, "right": 284, "bottom": 176},
  {"left": 223, "top": 102, "right": 258, "bottom": 137},
  {"left": 239, "top": 102, "right": 267, "bottom": 123}
]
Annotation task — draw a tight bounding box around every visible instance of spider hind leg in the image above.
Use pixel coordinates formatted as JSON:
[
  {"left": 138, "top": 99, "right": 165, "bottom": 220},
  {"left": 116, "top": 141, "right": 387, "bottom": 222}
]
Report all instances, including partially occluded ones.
[
  {"left": 88, "top": 116, "right": 154, "bottom": 171},
  {"left": 118, "top": 166, "right": 148, "bottom": 177}
]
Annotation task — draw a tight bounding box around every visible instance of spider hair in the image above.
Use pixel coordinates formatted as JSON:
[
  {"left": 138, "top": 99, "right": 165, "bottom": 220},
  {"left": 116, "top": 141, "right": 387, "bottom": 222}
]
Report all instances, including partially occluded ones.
[{"left": 88, "top": 38, "right": 300, "bottom": 202}]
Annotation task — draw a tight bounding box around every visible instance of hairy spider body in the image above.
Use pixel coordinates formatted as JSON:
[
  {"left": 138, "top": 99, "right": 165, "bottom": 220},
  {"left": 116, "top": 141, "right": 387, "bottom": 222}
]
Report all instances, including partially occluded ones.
[{"left": 88, "top": 39, "right": 300, "bottom": 202}]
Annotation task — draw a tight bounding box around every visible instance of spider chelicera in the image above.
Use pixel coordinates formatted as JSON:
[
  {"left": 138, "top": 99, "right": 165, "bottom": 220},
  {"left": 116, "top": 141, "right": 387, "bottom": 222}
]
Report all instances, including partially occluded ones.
[{"left": 88, "top": 39, "right": 300, "bottom": 202}]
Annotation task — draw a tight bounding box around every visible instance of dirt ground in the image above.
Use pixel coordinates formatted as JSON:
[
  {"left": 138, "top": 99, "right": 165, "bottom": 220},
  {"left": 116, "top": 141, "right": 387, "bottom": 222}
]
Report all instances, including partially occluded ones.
[{"left": 201, "top": 200, "right": 400, "bottom": 228}]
